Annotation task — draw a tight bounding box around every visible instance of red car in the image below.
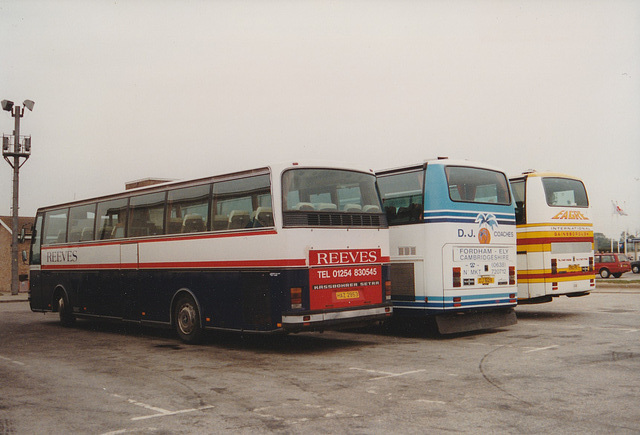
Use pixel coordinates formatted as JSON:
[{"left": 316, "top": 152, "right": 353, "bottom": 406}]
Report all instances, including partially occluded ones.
[{"left": 594, "top": 253, "right": 631, "bottom": 278}]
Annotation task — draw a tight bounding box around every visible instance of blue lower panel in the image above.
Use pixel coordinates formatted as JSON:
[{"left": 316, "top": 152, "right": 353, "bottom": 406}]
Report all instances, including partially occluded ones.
[
  {"left": 30, "top": 266, "right": 391, "bottom": 333},
  {"left": 30, "top": 268, "right": 310, "bottom": 332},
  {"left": 392, "top": 293, "right": 516, "bottom": 316}
]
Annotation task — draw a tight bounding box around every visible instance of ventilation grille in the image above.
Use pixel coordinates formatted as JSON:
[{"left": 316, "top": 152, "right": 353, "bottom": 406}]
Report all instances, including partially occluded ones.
[
  {"left": 283, "top": 212, "right": 386, "bottom": 228},
  {"left": 390, "top": 263, "right": 415, "bottom": 300}
]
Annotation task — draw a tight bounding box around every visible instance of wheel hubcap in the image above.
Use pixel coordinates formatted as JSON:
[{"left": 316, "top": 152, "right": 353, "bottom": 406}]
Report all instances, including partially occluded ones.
[{"left": 177, "top": 303, "right": 196, "bottom": 335}]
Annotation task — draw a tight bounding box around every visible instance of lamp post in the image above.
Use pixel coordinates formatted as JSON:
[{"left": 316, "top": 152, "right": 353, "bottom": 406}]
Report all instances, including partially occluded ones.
[{"left": 2, "top": 99, "right": 34, "bottom": 295}]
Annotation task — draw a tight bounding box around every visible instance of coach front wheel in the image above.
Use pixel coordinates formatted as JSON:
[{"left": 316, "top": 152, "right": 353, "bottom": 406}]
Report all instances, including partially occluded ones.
[
  {"left": 56, "top": 292, "right": 75, "bottom": 326},
  {"left": 174, "top": 295, "right": 203, "bottom": 344}
]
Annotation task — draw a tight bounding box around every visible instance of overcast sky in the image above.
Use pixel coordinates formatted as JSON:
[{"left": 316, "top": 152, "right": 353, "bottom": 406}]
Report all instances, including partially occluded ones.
[{"left": 1, "top": 0, "right": 639, "bottom": 238}]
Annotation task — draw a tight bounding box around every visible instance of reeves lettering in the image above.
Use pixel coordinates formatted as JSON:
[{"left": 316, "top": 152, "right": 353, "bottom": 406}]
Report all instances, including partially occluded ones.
[
  {"left": 312, "top": 249, "right": 380, "bottom": 266},
  {"left": 46, "top": 250, "right": 78, "bottom": 263}
]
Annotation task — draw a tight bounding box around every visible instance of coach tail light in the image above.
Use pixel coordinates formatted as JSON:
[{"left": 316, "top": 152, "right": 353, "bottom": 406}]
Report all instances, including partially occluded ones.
[
  {"left": 290, "top": 287, "right": 302, "bottom": 310},
  {"left": 509, "top": 266, "right": 516, "bottom": 286},
  {"left": 453, "top": 267, "right": 461, "bottom": 288},
  {"left": 385, "top": 280, "right": 392, "bottom": 301}
]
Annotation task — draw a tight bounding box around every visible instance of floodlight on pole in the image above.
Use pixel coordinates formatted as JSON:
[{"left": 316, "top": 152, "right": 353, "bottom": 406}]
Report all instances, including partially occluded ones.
[
  {"left": 2, "top": 98, "right": 34, "bottom": 295},
  {"left": 1, "top": 100, "right": 14, "bottom": 112},
  {"left": 23, "top": 100, "right": 35, "bottom": 112}
]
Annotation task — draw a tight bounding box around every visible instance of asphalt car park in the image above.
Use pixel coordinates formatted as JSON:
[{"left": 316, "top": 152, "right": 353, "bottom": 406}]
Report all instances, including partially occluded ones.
[{"left": 1, "top": 285, "right": 639, "bottom": 434}]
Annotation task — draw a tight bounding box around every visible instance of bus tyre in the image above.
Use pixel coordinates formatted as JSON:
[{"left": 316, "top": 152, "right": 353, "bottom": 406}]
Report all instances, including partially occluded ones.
[
  {"left": 57, "top": 292, "right": 75, "bottom": 326},
  {"left": 174, "top": 295, "right": 203, "bottom": 344},
  {"left": 599, "top": 268, "right": 610, "bottom": 279}
]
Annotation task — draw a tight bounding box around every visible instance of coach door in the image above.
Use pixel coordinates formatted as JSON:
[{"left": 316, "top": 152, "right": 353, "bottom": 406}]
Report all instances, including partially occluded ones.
[
  {"left": 28, "top": 214, "right": 44, "bottom": 309},
  {"left": 120, "top": 242, "right": 139, "bottom": 320}
]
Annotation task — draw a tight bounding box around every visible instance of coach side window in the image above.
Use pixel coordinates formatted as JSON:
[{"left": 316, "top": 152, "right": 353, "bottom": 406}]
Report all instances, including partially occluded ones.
[
  {"left": 212, "top": 174, "right": 272, "bottom": 230},
  {"left": 510, "top": 179, "right": 526, "bottom": 225},
  {"left": 96, "top": 198, "right": 129, "bottom": 240},
  {"left": 128, "top": 192, "right": 166, "bottom": 237},
  {"left": 68, "top": 204, "right": 97, "bottom": 242},
  {"left": 30, "top": 214, "right": 44, "bottom": 264},
  {"left": 43, "top": 209, "right": 68, "bottom": 245},
  {"left": 167, "top": 184, "right": 211, "bottom": 234},
  {"left": 377, "top": 170, "right": 424, "bottom": 225}
]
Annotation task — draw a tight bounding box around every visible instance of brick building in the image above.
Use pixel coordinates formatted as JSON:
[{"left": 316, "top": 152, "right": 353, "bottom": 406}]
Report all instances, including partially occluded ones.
[
  {"left": 125, "top": 178, "right": 173, "bottom": 190},
  {"left": 0, "top": 216, "right": 35, "bottom": 293}
]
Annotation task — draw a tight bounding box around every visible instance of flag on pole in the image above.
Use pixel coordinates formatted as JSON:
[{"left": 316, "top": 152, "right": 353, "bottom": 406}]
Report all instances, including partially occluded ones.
[{"left": 612, "top": 201, "right": 628, "bottom": 216}]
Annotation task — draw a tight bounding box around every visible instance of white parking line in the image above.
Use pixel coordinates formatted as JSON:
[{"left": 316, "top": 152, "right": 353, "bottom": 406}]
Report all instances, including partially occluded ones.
[
  {"left": 593, "top": 326, "right": 639, "bottom": 334},
  {"left": 253, "top": 403, "right": 361, "bottom": 423},
  {"left": 350, "top": 367, "right": 426, "bottom": 380},
  {"left": 131, "top": 405, "right": 215, "bottom": 421},
  {"left": 0, "top": 355, "right": 25, "bottom": 366},
  {"left": 102, "top": 428, "right": 158, "bottom": 435},
  {"left": 523, "top": 345, "right": 559, "bottom": 353},
  {"left": 416, "top": 399, "right": 446, "bottom": 405},
  {"left": 110, "top": 394, "right": 214, "bottom": 421}
]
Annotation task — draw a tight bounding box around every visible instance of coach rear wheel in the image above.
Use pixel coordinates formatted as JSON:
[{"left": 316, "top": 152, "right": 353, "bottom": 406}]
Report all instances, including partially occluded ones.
[
  {"left": 599, "top": 268, "right": 610, "bottom": 279},
  {"left": 174, "top": 295, "right": 203, "bottom": 344},
  {"left": 57, "top": 292, "right": 75, "bottom": 326}
]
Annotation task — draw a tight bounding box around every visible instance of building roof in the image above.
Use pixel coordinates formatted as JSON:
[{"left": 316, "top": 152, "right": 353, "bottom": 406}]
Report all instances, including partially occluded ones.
[
  {"left": 125, "top": 178, "right": 175, "bottom": 190},
  {"left": 0, "top": 216, "right": 36, "bottom": 235}
]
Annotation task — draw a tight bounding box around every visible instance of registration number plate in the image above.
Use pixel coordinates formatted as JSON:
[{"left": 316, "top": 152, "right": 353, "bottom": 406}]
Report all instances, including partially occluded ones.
[
  {"left": 336, "top": 291, "right": 360, "bottom": 300},
  {"left": 477, "top": 276, "right": 495, "bottom": 285}
]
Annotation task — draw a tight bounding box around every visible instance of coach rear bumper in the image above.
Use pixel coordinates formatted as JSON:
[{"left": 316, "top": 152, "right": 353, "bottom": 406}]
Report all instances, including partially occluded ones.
[
  {"left": 434, "top": 307, "right": 517, "bottom": 334},
  {"left": 281, "top": 302, "right": 392, "bottom": 332}
]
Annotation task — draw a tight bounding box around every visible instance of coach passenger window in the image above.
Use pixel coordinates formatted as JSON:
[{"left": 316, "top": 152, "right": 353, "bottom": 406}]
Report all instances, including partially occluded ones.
[
  {"left": 68, "top": 204, "right": 97, "bottom": 242},
  {"left": 96, "top": 198, "right": 129, "bottom": 240},
  {"left": 377, "top": 170, "right": 424, "bottom": 225},
  {"left": 128, "top": 192, "right": 166, "bottom": 237},
  {"left": 212, "top": 174, "right": 272, "bottom": 230},
  {"left": 167, "top": 184, "right": 211, "bottom": 234},
  {"left": 43, "top": 209, "right": 68, "bottom": 245},
  {"left": 510, "top": 179, "right": 526, "bottom": 225}
]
